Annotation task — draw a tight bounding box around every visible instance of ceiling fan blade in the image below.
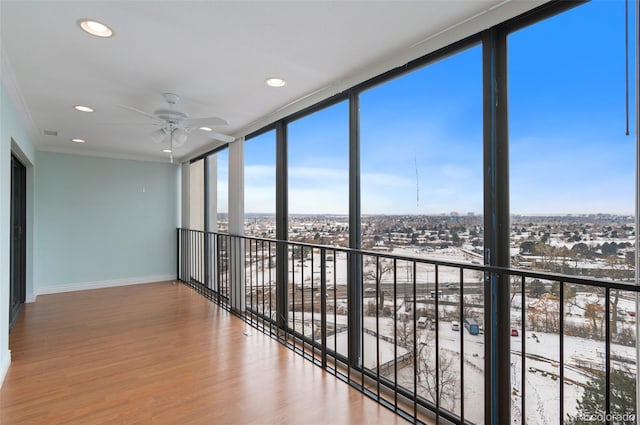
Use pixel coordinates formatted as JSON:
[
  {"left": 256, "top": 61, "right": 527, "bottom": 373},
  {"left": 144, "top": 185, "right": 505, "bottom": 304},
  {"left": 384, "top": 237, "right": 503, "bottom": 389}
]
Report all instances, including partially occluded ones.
[
  {"left": 210, "top": 131, "right": 235, "bottom": 144},
  {"left": 184, "top": 116, "right": 228, "bottom": 127},
  {"left": 117, "top": 104, "right": 162, "bottom": 122},
  {"left": 96, "top": 122, "right": 159, "bottom": 126}
]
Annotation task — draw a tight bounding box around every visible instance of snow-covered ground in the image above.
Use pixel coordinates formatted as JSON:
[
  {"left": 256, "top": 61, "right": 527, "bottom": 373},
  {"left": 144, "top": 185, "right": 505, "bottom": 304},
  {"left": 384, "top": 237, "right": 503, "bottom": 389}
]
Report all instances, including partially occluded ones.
[
  {"left": 326, "top": 330, "right": 410, "bottom": 371},
  {"left": 244, "top": 247, "right": 485, "bottom": 291},
  {"left": 242, "top": 245, "right": 638, "bottom": 424},
  {"left": 286, "top": 305, "right": 636, "bottom": 425}
]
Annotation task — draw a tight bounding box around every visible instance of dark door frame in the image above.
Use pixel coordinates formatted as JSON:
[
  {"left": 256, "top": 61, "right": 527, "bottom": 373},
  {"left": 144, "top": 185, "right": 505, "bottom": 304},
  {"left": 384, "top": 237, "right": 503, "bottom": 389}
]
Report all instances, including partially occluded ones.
[{"left": 10, "top": 153, "right": 27, "bottom": 330}]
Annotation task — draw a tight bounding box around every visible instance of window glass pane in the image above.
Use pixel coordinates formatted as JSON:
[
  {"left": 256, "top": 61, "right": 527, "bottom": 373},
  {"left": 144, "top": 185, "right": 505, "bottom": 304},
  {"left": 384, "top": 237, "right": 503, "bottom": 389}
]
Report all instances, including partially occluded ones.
[
  {"left": 360, "top": 46, "right": 483, "bottom": 259},
  {"left": 510, "top": 2, "right": 636, "bottom": 280},
  {"left": 245, "top": 130, "right": 276, "bottom": 238},
  {"left": 287, "top": 101, "right": 349, "bottom": 246}
]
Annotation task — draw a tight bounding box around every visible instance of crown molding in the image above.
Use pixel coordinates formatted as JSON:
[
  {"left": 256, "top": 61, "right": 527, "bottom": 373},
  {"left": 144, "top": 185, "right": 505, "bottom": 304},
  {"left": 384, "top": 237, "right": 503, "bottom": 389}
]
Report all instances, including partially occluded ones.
[
  {"left": 0, "top": 44, "right": 39, "bottom": 142},
  {"left": 37, "top": 144, "right": 178, "bottom": 164}
]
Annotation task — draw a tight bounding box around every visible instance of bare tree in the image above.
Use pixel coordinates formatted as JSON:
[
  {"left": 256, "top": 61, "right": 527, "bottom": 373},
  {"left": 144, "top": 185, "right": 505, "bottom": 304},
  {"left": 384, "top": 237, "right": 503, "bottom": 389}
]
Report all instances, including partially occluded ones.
[
  {"left": 416, "top": 332, "right": 458, "bottom": 408},
  {"left": 396, "top": 314, "right": 414, "bottom": 349},
  {"left": 584, "top": 302, "right": 605, "bottom": 338},
  {"left": 510, "top": 276, "right": 521, "bottom": 306},
  {"left": 364, "top": 256, "right": 394, "bottom": 308},
  {"left": 527, "top": 293, "right": 560, "bottom": 333},
  {"left": 605, "top": 255, "right": 632, "bottom": 335}
]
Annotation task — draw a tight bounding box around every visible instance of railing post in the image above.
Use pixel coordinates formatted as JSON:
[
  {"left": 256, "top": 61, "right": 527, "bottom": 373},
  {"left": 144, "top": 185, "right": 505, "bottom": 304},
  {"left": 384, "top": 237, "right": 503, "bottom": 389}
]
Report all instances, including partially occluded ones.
[
  {"left": 204, "top": 157, "right": 211, "bottom": 290},
  {"left": 215, "top": 233, "right": 222, "bottom": 303},
  {"left": 483, "top": 27, "right": 511, "bottom": 425},
  {"left": 187, "top": 229, "right": 193, "bottom": 284},
  {"left": 320, "top": 248, "right": 327, "bottom": 368},
  {"left": 176, "top": 228, "right": 180, "bottom": 281}
]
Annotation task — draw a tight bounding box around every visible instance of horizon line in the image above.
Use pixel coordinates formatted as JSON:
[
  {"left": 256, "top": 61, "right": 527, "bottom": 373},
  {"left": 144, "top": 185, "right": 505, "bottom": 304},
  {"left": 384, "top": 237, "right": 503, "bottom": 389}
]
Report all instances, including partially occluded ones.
[{"left": 239, "top": 212, "right": 636, "bottom": 217}]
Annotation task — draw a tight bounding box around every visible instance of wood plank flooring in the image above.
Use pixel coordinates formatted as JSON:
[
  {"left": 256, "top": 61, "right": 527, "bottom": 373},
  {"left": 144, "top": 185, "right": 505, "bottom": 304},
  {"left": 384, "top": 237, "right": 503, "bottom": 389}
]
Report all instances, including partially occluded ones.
[{"left": 1, "top": 282, "right": 409, "bottom": 425}]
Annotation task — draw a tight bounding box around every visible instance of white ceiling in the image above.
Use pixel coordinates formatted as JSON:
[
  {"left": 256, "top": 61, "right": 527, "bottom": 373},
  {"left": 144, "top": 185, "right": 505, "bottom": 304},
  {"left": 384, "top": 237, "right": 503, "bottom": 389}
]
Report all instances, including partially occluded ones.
[{"left": 0, "top": 0, "right": 546, "bottom": 163}]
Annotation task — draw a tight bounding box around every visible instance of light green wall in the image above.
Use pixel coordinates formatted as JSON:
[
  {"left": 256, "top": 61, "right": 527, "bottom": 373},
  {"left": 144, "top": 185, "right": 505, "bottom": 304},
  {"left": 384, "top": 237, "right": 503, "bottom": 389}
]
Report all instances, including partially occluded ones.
[
  {"left": 35, "top": 151, "right": 179, "bottom": 288},
  {"left": 1, "top": 81, "right": 35, "bottom": 383}
]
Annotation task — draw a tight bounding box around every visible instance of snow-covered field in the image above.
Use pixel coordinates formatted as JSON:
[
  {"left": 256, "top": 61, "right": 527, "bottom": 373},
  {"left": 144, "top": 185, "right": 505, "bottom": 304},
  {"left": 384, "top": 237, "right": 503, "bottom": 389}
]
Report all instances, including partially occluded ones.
[{"left": 244, "top": 246, "right": 485, "bottom": 290}]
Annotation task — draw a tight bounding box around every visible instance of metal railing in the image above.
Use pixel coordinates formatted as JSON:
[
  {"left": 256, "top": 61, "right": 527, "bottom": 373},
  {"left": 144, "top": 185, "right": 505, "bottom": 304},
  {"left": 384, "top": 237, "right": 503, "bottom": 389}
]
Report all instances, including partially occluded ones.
[
  {"left": 177, "top": 229, "right": 230, "bottom": 308},
  {"left": 177, "top": 228, "right": 639, "bottom": 424}
]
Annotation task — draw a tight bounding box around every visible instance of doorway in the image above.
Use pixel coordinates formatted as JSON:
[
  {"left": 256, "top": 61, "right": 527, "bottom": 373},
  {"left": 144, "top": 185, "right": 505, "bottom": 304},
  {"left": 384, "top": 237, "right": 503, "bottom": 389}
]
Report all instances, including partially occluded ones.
[{"left": 10, "top": 154, "right": 26, "bottom": 330}]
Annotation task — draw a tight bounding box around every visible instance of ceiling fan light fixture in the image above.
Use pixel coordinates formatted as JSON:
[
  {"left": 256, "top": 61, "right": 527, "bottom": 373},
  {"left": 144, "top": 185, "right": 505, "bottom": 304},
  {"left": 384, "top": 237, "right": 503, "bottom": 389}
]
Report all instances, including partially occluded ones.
[
  {"left": 265, "top": 77, "right": 286, "bottom": 88},
  {"left": 71, "top": 138, "right": 86, "bottom": 143},
  {"left": 199, "top": 126, "right": 212, "bottom": 132},
  {"left": 151, "top": 129, "right": 167, "bottom": 144},
  {"left": 172, "top": 129, "right": 188, "bottom": 146},
  {"left": 74, "top": 105, "right": 94, "bottom": 113},
  {"left": 78, "top": 19, "right": 114, "bottom": 38}
]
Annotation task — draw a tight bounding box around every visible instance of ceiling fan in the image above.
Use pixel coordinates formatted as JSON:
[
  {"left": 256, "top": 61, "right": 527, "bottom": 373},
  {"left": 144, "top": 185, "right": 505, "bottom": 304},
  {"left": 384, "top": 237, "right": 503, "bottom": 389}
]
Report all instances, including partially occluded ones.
[{"left": 121, "top": 93, "right": 234, "bottom": 162}]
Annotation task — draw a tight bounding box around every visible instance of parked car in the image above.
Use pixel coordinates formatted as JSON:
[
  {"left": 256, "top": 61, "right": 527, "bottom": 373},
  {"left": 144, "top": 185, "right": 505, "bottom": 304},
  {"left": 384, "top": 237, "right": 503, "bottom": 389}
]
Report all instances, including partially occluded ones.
[
  {"left": 510, "top": 328, "right": 519, "bottom": 337},
  {"left": 464, "top": 318, "right": 480, "bottom": 335},
  {"left": 417, "top": 316, "right": 428, "bottom": 329},
  {"left": 451, "top": 321, "right": 460, "bottom": 331}
]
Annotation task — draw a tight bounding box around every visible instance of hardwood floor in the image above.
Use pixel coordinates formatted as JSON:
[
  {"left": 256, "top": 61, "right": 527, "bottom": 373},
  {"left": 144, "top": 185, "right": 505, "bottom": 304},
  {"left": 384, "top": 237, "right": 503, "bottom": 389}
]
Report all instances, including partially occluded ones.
[{"left": 1, "top": 282, "right": 409, "bottom": 424}]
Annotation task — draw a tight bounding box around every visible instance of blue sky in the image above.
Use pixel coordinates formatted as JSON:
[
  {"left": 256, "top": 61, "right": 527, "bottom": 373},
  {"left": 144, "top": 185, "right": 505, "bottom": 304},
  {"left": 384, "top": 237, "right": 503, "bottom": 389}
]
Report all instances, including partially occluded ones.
[
  {"left": 509, "top": 0, "right": 636, "bottom": 215},
  {"left": 242, "top": 1, "right": 637, "bottom": 216}
]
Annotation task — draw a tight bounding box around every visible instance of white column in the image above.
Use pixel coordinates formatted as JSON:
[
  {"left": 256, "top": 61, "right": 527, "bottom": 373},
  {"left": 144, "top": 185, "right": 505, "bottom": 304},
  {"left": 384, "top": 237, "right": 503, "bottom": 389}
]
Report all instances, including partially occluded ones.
[
  {"left": 228, "top": 138, "right": 245, "bottom": 312},
  {"left": 205, "top": 155, "right": 217, "bottom": 290},
  {"left": 179, "top": 162, "right": 190, "bottom": 283},
  {"left": 181, "top": 162, "right": 190, "bottom": 229},
  {"left": 228, "top": 138, "right": 245, "bottom": 236},
  {"left": 206, "top": 155, "right": 218, "bottom": 233}
]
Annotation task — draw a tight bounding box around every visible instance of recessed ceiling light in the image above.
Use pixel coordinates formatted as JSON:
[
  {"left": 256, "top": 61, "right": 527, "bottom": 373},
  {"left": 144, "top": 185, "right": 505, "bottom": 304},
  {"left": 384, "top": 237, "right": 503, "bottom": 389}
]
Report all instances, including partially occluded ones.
[
  {"left": 78, "top": 19, "right": 114, "bottom": 38},
  {"left": 71, "top": 138, "right": 86, "bottom": 143},
  {"left": 74, "top": 105, "right": 94, "bottom": 113},
  {"left": 199, "top": 127, "right": 212, "bottom": 132},
  {"left": 163, "top": 149, "right": 172, "bottom": 153},
  {"left": 265, "top": 77, "right": 286, "bottom": 88}
]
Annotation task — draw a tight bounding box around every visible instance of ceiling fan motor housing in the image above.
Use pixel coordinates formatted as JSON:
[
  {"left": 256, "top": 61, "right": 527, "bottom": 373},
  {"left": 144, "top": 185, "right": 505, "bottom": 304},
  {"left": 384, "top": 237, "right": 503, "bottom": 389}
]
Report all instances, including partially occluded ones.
[{"left": 154, "top": 109, "right": 188, "bottom": 124}]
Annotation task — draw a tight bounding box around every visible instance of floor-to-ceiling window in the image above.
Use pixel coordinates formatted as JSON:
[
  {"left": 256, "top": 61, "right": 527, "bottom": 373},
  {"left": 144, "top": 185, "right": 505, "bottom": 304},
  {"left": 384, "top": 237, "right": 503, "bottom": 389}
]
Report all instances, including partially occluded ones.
[
  {"left": 244, "top": 130, "right": 277, "bottom": 319},
  {"left": 286, "top": 101, "right": 350, "bottom": 343},
  {"left": 508, "top": 2, "right": 638, "bottom": 423},
  {"left": 359, "top": 44, "right": 483, "bottom": 421}
]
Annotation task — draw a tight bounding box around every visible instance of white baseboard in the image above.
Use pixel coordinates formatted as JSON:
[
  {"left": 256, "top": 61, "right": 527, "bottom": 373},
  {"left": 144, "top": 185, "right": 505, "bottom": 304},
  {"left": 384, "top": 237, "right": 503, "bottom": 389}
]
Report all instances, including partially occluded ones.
[
  {"left": 0, "top": 349, "right": 11, "bottom": 389},
  {"left": 34, "top": 275, "right": 176, "bottom": 296}
]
